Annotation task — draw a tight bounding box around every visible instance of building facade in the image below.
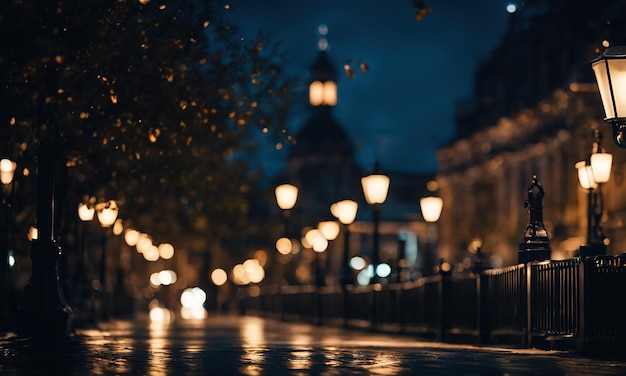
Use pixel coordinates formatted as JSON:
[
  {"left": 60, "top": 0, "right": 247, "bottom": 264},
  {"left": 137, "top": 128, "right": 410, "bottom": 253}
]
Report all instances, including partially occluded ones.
[{"left": 435, "top": 1, "right": 626, "bottom": 267}]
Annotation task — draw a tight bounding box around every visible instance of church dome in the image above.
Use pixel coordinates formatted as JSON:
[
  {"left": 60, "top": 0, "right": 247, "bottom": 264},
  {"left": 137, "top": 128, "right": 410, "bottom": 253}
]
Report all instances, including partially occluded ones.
[{"left": 289, "top": 107, "right": 354, "bottom": 161}]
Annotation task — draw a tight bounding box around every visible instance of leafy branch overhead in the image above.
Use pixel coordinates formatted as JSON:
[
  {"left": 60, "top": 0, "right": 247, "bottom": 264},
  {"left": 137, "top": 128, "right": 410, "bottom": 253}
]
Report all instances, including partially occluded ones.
[{"left": 0, "top": 0, "right": 298, "bottom": 252}]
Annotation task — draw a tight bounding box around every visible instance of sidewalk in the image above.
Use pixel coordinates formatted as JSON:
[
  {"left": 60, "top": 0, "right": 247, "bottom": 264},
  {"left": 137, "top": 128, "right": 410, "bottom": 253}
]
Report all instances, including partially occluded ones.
[{"left": 1, "top": 315, "right": 626, "bottom": 375}]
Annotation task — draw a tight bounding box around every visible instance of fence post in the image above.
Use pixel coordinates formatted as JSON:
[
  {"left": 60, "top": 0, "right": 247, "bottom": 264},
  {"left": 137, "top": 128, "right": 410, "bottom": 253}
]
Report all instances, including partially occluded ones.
[
  {"left": 525, "top": 262, "right": 532, "bottom": 348},
  {"left": 476, "top": 272, "right": 488, "bottom": 344},
  {"left": 438, "top": 272, "right": 450, "bottom": 342},
  {"left": 577, "top": 256, "right": 589, "bottom": 354}
]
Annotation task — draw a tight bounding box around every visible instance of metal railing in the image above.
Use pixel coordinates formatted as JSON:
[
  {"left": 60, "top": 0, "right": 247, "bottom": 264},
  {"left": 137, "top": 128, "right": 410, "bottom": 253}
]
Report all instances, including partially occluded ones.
[{"left": 240, "top": 254, "right": 626, "bottom": 356}]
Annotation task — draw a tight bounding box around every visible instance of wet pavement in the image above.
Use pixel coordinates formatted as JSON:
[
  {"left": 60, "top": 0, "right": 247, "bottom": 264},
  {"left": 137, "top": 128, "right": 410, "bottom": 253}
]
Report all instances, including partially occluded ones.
[{"left": 1, "top": 315, "right": 626, "bottom": 375}]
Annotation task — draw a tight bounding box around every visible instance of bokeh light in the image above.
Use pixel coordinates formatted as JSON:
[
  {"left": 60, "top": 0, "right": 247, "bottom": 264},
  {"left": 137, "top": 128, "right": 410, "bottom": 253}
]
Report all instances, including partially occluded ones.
[
  {"left": 136, "top": 233, "right": 153, "bottom": 253},
  {"left": 158, "top": 243, "right": 175, "bottom": 259},
  {"left": 276, "top": 237, "right": 292, "bottom": 255},
  {"left": 350, "top": 256, "right": 366, "bottom": 270},
  {"left": 159, "top": 270, "right": 177, "bottom": 285},
  {"left": 357, "top": 265, "right": 374, "bottom": 286},
  {"left": 506, "top": 2, "right": 517, "bottom": 13},
  {"left": 124, "top": 228, "right": 139, "bottom": 246},
  {"left": 149, "top": 306, "right": 172, "bottom": 323},
  {"left": 376, "top": 263, "right": 392, "bottom": 278},
  {"left": 180, "top": 287, "right": 207, "bottom": 320},
  {"left": 211, "top": 268, "right": 228, "bottom": 286},
  {"left": 143, "top": 244, "right": 160, "bottom": 261},
  {"left": 318, "top": 221, "right": 340, "bottom": 240}
]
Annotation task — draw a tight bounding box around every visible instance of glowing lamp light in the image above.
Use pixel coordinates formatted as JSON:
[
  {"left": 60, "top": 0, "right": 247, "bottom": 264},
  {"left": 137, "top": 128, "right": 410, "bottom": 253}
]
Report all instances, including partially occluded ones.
[
  {"left": 590, "top": 152, "right": 613, "bottom": 183},
  {"left": 309, "top": 80, "right": 337, "bottom": 106},
  {"left": 232, "top": 264, "right": 250, "bottom": 285},
  {"left": 149, "top": 272, "right": 160, "bottom": 286},
  {"left": 158, "top": 270, "right": 177, "bottom": 285},
  {"left": 158, "top": 243, "right": 175, "bottom": 259},
  {"left": 124, "top": 228, "right": 140, "bottom": 246},
  {"left": 8, "top": 251, "right": 15, "bottom": 268},
  {"left": 0, "top": 158, "right": 16, "bottom": 185},
  {"left": 419, "top": 196, "right": 443, "bottom": 223},
  {"left": 505, "top": 2, "right": 517, "bottom": 13},
  {"left": 28, "top": 226, "right": 38, "bottom": 241},
  {"left": 591, "top": 46, "right": 626, "bottom": 147},
  {"left": 211, "top": 268, "right": 228, "bottom": 286},
  {"left": 322, "top": 81, "right": 337, "bottom": 106},
  {"left": 576, "top": 161, "right": 598, "bottom": 189},
  {"left": 357, "top": 265, "right": 374, "bottom": 286},
  {"left": 78, "top": 203, "right": 95, "bottom": 222},
  {"left": 112, "top": 218, "right": 124, "bottom": 235},
  {"left": 312, "top": 236, "right": 328, "bottom": 253},
  {"left": 96, "top": 200, "right": 119, "bottom": 227},
  {"left": 350, "top": 256, "right": 366, "bottom": 270},
  {"left": 318, "top": 221, "right": 340, "bottom": 240},
  {"left": 136, "top": 233, "right": 153, "bottom": 253},
  {"left": 143, "top": 245, "right": 160, "bottom": 261},
  {"left": 361, "top": 169, "right": 390, "bottom": 205},
  {"left": 149, "top": 307, "right": 171, "bottom": 323},
  {"left": 304, "top": 228, "right": 323, "bottom": 247},
  {"left": 309, "top": 81, "right": 323, "bottom": 106},
  {"left": 331, "top": 200, "right": 358, "bottom": 225},
  {"left": 180, "top": 287, "right": 207, "bottom": 320},
  {"left": 276, "top": 237, "right": 292, "bottom": 255},
  {"left": 275, "top": 184, "right": 298, "bottom": 210},
  {"left": 243, "top": 259, "right": 265, "bottom": 284},
  {"left": 376, "top": 263, "right": 392, "bottom": 278}
]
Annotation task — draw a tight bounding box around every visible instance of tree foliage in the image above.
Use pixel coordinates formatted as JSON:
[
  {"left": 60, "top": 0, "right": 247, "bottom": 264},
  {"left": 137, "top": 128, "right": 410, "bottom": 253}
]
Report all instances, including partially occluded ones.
[{"left": 0, "top": 0, "right": 297, "bottom": 254}]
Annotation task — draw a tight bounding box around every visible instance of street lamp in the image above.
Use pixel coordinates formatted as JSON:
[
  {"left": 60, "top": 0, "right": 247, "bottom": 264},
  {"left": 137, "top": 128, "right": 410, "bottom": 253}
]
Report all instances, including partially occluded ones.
[
  {"left": 318, "top": 220, "right": 339, "bottom": 286},
  {"left": 76, "top": 202, "right": 95, "bottom": 324},
  {"left": 275, "top": 183, "right": 298, "bottom": 240},
  {"left": 576, "top": 130, "right": 612, "bottom": 256},
  {"left": 305, "top": 227, "right": 328, "bottom": 287},
  {"left": 0, "top": 158, "right": 16, "bottom": 185},
  {"left": 419, "top": 195, "right": 443, "bottom": 276},
  {"left": 274, "top": 183, "right": 298, "bottom": 284},
  {"left": 331, "top": 200, "right": 358, "bottom": 287},
  {"left": 95, "top": 199, "right": 118, "bottom": 319},
  {"left": 591, "top": 46, "right": 626, "bottom": 148},
  {"left": 361, "top": 162, "right": 390, "bottom": 284}
]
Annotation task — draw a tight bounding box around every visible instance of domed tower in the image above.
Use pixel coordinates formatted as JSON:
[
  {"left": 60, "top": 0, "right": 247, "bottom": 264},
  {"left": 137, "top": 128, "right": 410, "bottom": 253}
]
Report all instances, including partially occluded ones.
[{"left": 284, "top": 29, "right": 364, "bottom": 230}]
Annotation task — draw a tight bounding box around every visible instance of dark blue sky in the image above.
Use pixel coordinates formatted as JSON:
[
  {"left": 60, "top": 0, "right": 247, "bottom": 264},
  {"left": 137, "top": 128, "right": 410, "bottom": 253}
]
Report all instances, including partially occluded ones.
[{"left": 227, "top": 1, "right": 512, "bottom": 175}]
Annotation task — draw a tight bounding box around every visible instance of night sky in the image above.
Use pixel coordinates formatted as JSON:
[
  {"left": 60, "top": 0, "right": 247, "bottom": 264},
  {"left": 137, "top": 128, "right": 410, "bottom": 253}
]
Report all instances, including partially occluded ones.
[{"left": 227, "top": 1, "right": 512, "bottom": 175}]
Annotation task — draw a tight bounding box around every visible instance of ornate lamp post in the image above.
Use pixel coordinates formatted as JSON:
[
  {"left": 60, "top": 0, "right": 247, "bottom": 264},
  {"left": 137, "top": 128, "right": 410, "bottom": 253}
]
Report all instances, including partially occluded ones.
[
  {"left": 576, "top": 130, "right": 612, "bottom": 257},
  {"left": 75, "top": 202, "right": 95, "bottom": 324},
  {"left": 77, "top": 202, "right": 95, "bottom": 277},
  {"left": 591, "top": 46, "right": 626, "bottom": 148},
  {"left": 0, "top": 158, "right": 16, "bottom": 331},
  {"left": 17, "top": 144, "right": 72, "bottom": 340},
  {"left": 304, "top": 228, "right": 329, "bottom": 287},
  {"left": 95, "top": 200, "right": 118, "bottom": 320},
  {"left": 361, "top": 162, "right": 390, "bottom": 284},
  {"left": 318, "top": 220, "right": 339, "bottom": 285},
  {"left": 419, "top": 194, "right": 443, "bottom": 276},
  {"left": 331, "top": 200, "right": 358, "bottom": 287},
  {"left": 274, "top": 183, "right": 298, "bottom": 283}
]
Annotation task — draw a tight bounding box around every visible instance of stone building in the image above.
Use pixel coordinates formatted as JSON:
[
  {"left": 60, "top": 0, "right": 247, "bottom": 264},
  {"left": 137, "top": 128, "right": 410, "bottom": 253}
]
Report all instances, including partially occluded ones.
[{"left": 435, "top": 1, "right": 626, "bottom": 267}]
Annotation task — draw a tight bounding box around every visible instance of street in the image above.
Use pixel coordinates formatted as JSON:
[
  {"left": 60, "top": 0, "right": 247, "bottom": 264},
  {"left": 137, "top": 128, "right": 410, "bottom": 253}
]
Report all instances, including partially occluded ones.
[{"left": 2, "top": 315, "right": 626, "bottom": 375}]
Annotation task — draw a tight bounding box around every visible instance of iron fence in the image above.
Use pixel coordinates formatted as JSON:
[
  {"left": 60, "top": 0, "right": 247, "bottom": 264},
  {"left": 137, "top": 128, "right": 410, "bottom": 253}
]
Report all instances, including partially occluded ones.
[{"left": 240, "top": 254, "right": 626, "bottom": 356}]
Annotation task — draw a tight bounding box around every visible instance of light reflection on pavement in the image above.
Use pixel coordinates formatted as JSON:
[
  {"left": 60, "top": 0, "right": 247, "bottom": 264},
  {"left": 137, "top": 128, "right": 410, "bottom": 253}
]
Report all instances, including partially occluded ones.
[{"left": 1, "top": 315, "right": 626, "bottom": 375}]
